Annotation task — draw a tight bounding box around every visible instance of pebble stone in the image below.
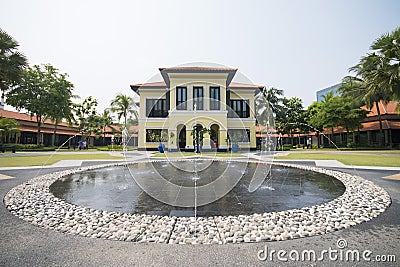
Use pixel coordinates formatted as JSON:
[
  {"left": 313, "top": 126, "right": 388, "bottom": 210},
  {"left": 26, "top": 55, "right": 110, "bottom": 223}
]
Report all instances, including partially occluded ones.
[{"left": 3, "top": 161, "right": 391, "bottom": 244}]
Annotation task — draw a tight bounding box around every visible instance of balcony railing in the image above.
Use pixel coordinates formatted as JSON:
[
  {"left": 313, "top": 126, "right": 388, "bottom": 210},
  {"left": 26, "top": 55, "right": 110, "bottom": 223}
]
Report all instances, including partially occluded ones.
[
  {"left": 148, "top": 110, "right": 168, "bottom": 118},
  {"left": 228, "top": 110, "right": 250, "bottom": 118}
]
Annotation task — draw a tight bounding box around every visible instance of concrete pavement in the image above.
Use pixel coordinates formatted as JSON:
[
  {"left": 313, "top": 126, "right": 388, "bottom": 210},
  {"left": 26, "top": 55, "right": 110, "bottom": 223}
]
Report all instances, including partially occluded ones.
[{"left": 0, "top": 153, "right": 399, "bottom": 266}]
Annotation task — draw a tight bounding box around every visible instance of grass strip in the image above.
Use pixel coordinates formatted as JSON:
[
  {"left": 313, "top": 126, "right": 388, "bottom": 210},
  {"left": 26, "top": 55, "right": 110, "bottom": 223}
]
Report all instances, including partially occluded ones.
[
  {"left": 0, "top": 153, "right": 125, "bottom": 167},
  {"left": 275, "top": 153, "right": 400, "bottom": 167}
]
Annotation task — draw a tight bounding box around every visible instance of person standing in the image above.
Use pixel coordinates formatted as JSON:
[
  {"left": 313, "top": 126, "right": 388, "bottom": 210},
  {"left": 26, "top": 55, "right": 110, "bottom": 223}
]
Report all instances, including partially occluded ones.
[{"left": 78, "top": 139, "right": 83, "bottom": 150}]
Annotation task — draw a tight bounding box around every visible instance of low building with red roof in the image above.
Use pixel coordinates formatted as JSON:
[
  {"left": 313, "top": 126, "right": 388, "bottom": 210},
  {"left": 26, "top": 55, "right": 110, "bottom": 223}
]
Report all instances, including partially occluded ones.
[
  {"left": 0, "top": 109, "right": 139, "bottom": 147},
  {"left": 257, "top": 101, "right": 400, "bottom": 148}
]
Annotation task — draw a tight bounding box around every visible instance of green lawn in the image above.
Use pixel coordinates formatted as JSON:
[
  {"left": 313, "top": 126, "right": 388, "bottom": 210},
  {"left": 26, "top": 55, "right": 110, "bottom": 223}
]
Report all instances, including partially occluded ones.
[
  {"left": 275, "top": 153, "right": 400, "bottom": 167},
  {"left": 0, "top": 153, "right": 125, "bottom": 167}
]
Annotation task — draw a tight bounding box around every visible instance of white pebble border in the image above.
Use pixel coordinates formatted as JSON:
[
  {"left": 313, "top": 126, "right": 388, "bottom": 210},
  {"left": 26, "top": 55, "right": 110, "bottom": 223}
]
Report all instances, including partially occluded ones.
[{"left": 4, "top": 161, "right": 391, "bottom": 244}]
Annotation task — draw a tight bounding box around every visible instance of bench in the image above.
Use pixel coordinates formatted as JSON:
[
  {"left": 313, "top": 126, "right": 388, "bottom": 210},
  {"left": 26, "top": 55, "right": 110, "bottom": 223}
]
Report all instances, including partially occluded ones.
[{"left": 0, "top": 146, "right": 16, "bottom": 153}]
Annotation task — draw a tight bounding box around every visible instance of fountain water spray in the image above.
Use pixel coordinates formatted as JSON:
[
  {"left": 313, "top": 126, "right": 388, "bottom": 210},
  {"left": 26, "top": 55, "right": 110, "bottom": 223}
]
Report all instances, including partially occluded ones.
[
  {"left": 35, "top": 134, "right": 78, "bottom": 173},
  {"left": 192, "top": 103, "right": 199, "bottom": 237},
  {"left": 122, "top": 126, "right": 129, "bottom": 156}
]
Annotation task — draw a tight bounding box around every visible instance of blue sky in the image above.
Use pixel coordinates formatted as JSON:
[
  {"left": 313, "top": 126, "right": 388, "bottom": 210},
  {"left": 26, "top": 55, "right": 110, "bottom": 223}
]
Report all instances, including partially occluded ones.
[{"left": 1, "top": 0, "right": 399, "bottom": 111}]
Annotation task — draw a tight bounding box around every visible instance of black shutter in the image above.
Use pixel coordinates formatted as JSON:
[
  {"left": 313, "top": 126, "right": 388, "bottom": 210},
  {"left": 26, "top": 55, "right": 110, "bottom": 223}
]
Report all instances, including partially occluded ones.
[
  {"left": 245, "top": 100, "right": 250, "bottom": 118},
  {"left": 166, "top": 91, "right": 170, "bottom": 111},
  {"left": 146, "top": 99, "right": 152, "bottom": 117},
  {"left": 226, "top": 89, "right": 230, "bottom": 110}
]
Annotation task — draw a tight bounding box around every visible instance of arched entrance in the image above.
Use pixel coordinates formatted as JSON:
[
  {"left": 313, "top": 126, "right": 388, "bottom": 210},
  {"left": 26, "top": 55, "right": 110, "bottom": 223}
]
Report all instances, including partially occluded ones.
[
  {"left": 177, "top": 124, "right": 186, "bottom": 151},
  {"left": 210, "top": 124, "right": 219, "bottom": 149}
]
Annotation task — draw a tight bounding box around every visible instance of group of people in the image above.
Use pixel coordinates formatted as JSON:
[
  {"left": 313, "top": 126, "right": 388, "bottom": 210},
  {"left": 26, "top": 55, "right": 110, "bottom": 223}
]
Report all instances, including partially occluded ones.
[{"left": 77, "top": 139, "right": 88, "bottom": 150}]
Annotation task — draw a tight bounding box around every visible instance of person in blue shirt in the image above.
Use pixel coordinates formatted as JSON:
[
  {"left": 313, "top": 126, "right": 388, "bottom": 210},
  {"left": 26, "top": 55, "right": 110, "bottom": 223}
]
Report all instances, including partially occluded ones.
[{"left": 78, "top": 140, "right": 83, "bottom": 150}]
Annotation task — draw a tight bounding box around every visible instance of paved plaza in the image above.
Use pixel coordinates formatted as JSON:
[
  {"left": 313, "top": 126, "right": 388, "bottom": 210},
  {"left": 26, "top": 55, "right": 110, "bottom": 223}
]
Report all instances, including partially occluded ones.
[{"left": 0, "top": 152, "right": 399, "bottom": 266}]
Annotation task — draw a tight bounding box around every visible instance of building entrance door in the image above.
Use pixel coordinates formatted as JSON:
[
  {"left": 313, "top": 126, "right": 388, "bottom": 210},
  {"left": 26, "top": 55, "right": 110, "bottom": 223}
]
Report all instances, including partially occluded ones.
[{"left": 178, "top": 125, "right": 186, "bottom": 150}]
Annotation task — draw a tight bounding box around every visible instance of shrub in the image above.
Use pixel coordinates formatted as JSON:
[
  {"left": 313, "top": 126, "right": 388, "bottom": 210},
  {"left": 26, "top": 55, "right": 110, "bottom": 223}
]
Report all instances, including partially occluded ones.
[
  {"left": 97, "top": 145, "right": 135, "bottom": 151},
  {"left": 276, "top": 144, "right": 293, "bottom": 151},
  {"left": 2, "top": 144, "right": 56, "bottom": 151}
]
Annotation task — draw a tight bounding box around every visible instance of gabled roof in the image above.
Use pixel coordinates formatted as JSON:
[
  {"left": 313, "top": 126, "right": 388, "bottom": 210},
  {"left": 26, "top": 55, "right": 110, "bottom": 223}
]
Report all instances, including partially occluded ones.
[
  {"left": 229, "top": 82, "right": 264, "bottom": 90},
  {"left": 130, "top": 81, "right": 167, "bottom": 93},
  {"left": 130, "top": 78, "right": 264, "bottom": 95},
  {"left": 363, "top": 101, "right": 399, "bottom": 117},
  {"left": 159, "top": 66, "right": 238, "bottom": 88}
]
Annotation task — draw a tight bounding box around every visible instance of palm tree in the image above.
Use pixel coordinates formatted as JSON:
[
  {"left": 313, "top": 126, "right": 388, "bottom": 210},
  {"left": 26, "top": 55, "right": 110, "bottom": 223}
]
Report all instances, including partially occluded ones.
[
  {"left": 255, "top": 87, "right": 283, "bottom": 144},
  {"left": 110, "top": 93, "right": 137, "bottom": 128},
  {"left": 0, "top": 28, "right": 28, "bottom": 109},
  {"left": 368, "top": 27, "right": 400, "bottom": 100},
  {"left": 99, "top": 109, "right": 114, "bottom": 145},
  {"left": 339, "top": 28, "right": 400, "bottom": 147},
  {"left": 340, "top": 75, "right": 392, "bottom": 146},
  {"left": 260, "top": 86, "right": 283, "bottom": 116}
]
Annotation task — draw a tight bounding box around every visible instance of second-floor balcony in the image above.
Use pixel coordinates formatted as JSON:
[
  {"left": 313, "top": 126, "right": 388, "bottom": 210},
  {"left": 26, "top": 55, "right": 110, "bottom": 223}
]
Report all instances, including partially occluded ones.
[
  {"left": 146, "top": 99, "right": 168, "bottom": 118},
  {"left": 228, "top": 99, "right": 250, "bottom": 118},
  {"left": 228, "top": 109, "right": 250, "bottom": 118},
  {"left": 148, "top": 110, "right": 168, "bottom": 118}
]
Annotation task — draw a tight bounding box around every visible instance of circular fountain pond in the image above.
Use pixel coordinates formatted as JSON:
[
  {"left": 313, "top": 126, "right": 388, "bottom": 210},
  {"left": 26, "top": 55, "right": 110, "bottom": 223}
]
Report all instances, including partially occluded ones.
[
  {"left": 5, "top": 159, "right": 391, "bottom": 244},
  {"left": 49, "top": 160, "right": 345, "bottom": 217}
]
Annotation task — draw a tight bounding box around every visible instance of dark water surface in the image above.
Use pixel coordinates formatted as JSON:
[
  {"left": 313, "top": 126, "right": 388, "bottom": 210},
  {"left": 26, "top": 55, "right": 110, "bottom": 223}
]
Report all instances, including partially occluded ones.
[{"left": 50, "top": 161, "right": 345, "bottom": 217}]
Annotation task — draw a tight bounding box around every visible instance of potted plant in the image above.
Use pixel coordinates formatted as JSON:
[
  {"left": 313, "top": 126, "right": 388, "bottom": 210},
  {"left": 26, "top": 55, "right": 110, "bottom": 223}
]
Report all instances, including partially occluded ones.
[
  {"left": 150, "top": 130, "right": 168, "bottom": 153},
  {"left": 228, "top": 131, "right": 242, "bottom": 152}
]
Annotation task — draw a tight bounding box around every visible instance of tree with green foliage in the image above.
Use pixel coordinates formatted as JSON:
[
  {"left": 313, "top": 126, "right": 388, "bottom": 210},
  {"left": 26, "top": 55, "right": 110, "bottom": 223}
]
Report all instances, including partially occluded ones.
[
  {"left": 311, "top": 92, "right": 367, "bottom": 147},
  {"left": 110, "top": 93, "right": 138, "bottom": 128},
  {"left": 340, "top": 75, "right": 392, "bottom": 146},
  {"left": 364, "top": 27, "right": 400, "bottom": 100},
  {"left": 340, "top": 27, "right": 400, "bottom": 146},
  {"left": 306, "top": 101, "right": 324, "bottom": 148},
  {"left": 73, "top": 96, "right": 102, "bottom": 141},
  {"left": 0, "top": 28, "right": 28, "bottom": 109},
  {"left": 6, "top": 64, "right": 74, "bottom": 145},
  {"left": 276, "top": 97, "right": 306, "bottom": 146},
  {"left": 320, "top": 92, "right": 345, "bottom": 144},
  {"left": 99, "top": 109, "right": 114, "bottom": 145},
  {"left": 0, "top": 117, "right": 19, "bottom": 143},
  {"left": 330, "top": 95, "right": 368, "bottom": 147},
  {"left": 260, "top": 86, "right": 283, "bottom": 116},
  {"left": 339, "top": 95, "right": 369, "bottom": 145},
  {"left": 45, "top": 66, "right": 75, "bottom": 146}
]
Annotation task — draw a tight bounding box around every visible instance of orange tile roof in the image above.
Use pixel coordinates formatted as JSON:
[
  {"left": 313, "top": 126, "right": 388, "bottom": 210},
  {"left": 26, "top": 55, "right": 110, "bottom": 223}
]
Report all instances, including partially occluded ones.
[
  {"left": 0, "top": 109, "right": 30, "bottom": 121},
  {"left": 101, "top": 125, "right": 138, "bottom": 133},
  {"left": 19, "top": 125, "right": 79, "bottom": 135},
  {"left": 359, "top": 120, "right": 400, "bottom": 131},
  {"left": 363, "top": 101, "right": 399, "bottom": 117},
  {"left": 0, "top": 109, "right": 71, "bottom": 127},
  {"left": 1, "top": 110, "right": 139, "bottom": 138}
]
